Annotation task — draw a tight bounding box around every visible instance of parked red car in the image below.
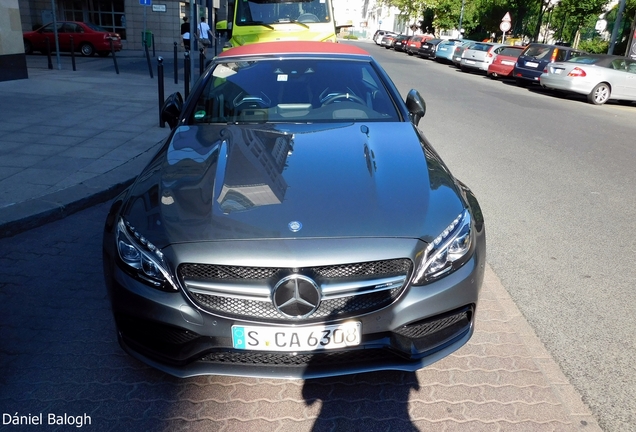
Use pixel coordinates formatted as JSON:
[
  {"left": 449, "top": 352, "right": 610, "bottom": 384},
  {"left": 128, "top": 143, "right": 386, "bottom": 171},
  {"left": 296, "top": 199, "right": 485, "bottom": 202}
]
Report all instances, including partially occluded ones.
[
  {"left": 406, "top": 35, "right": 433, "bottom": 56},
  {"left": 487, "top": 45, "right": 525, "bottom": 78},
  {"left": 23, "top": 21, "right": 122, "bottom": 57}
]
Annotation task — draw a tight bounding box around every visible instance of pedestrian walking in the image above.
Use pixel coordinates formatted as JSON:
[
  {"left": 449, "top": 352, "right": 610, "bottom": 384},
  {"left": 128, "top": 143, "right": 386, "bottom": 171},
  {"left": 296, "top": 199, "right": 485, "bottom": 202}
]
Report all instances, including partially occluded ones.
[
  {"left": 198, "top": 17, "right": 211, "bottom": 55},
  {"left": 181, "top": 16, "right": 190, "bottom": 51}
]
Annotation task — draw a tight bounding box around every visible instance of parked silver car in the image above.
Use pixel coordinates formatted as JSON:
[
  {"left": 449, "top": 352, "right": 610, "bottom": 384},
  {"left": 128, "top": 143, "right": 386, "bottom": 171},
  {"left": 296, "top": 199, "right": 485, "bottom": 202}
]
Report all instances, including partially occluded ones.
[
  {"left": 460, "top": 43, "right": 507, "bottom": 73},
  {"left": 540, "top": 54, "right": 636, "bottom": 105},
  {"left": 103, "top": 41, "right": 486, "bottom": 379},
  {"left": 452, "top": 41, "right": 476, "bottom": 67}
]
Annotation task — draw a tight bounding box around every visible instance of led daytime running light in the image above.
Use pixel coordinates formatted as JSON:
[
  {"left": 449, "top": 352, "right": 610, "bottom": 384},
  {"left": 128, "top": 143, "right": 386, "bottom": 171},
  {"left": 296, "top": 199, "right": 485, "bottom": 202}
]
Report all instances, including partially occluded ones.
[
  {"left": 413, "top": 210, "right": 472, "bottom": 284},
  {"left": 116, "top": 218, "right": 177, "bottom": 291}
]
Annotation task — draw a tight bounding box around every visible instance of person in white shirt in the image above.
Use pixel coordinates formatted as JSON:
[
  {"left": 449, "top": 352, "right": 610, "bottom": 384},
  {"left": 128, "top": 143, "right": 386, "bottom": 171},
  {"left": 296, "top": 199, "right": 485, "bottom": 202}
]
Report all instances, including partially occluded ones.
[{"left": 198, "top": 17, "right": 211, "bottom": 55}]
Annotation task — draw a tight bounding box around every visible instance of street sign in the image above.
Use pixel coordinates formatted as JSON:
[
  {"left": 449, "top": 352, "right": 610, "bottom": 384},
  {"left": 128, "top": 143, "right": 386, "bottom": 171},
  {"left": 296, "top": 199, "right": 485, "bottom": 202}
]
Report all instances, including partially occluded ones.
[
  {"left": 139, "top": 0, "right": 151, "bottom": 5},
  {"left": 500, "top": 21, "right": 511, "bottom": 32},
  {"left": 502, "top": 12, "right": 511, "bottom": 22}
]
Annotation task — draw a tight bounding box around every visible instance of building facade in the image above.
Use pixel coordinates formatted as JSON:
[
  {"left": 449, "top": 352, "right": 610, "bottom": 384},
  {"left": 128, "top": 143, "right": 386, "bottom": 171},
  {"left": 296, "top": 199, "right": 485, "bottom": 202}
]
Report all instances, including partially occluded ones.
[{"left": 17, "top": 0, "right": 224, "bottom": 53}]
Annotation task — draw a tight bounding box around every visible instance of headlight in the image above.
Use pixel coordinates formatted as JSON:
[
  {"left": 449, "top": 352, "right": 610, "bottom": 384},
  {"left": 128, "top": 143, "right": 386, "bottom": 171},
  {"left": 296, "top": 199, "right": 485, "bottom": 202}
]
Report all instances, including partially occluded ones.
[
  {"left": 116, "top": 218, "right": 178, "bottom": 291},
  {"left": 412, "top": 210, "right": 473, "bottom": 285}
]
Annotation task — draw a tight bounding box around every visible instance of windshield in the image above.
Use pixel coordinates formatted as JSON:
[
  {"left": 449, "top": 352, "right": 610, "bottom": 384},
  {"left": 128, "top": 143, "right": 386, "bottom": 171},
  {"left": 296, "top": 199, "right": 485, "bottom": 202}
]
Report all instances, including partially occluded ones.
[
  {"left": 191, "top": 58, "right": 400, "bottom": 124},
  {"left": 236, "top": 0, "right": 332, "bottom": 26}
]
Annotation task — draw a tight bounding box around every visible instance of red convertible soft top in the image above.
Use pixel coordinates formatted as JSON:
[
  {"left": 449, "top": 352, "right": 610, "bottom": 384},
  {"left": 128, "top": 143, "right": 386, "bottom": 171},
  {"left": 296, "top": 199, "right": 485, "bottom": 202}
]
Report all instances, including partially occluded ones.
[{"left": 218, "top": 41, "right": 370, "bottom": 58}]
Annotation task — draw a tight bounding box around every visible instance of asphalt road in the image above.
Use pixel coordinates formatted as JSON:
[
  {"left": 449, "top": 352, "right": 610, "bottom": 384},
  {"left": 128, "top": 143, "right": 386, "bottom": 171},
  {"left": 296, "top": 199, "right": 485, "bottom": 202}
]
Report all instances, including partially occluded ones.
[{"left": 363, "top": 42, "right": 636, "bottom": 431}]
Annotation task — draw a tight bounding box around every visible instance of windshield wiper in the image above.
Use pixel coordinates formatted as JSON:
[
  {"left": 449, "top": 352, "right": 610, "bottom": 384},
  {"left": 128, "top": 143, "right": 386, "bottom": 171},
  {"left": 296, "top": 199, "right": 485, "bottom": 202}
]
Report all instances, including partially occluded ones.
[
  {"left": 275, "top": 19, "right": 309, "bottom": 29},
  {"left": 240, "top": 20, "right": 275, "bottom": 30}
]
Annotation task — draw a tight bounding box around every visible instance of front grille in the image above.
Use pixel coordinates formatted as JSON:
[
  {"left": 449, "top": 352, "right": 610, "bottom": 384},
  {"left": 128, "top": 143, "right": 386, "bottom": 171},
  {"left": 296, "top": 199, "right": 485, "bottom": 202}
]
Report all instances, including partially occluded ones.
[
  {"left": 190, "top": 287, "right": 401, "bottom": 323},
  {"left": 179, "top": 259, "right": 412, "bottom": 323},
  {"left": 394, "top": 311, "right": 469, "bottom": 339},
  {"left": 200, "top": 349, "right": 401, "bottom": 367},
  {"left": 180, "top": 264, "right": 278, "bottom": 280},
  {"left": 180, "top": 259, "right": 411, "bottom": 281}
]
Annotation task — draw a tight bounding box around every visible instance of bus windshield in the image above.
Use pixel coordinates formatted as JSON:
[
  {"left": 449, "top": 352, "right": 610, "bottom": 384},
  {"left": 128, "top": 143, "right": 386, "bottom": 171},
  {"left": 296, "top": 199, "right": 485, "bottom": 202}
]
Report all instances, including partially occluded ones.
[{"left": 236, "top": 0, "right": 332, "bottom": 26}]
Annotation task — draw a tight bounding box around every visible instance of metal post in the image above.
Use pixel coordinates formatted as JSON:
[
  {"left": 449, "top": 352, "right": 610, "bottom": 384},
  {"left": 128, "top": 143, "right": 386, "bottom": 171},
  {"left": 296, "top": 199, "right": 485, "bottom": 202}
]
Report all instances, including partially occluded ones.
[
  {"left": 174, "top": 42, "right": 178, "bottom": 84},
  {"left": 158, "top": 57, "right": 165, "bottom": 128},
  {"left": 110, "top": 39, "right": 120, "bottom": 74},
  {"left": 46, "top": 38, "right": 53, "bottom": 70},
  {"left": 458, "top": 0, "right": 465, "bottom": 38},
  {"left": 70, "top": 36, "right": 76, "bottom": 71},
  {"left": 50, "top": 0, "right": 61, "bottom": 70},
  {"left": 609, "top": 0, "right": 627, "bottom": 54},
  {"left": 199, "top": 48, "right": 205, "bottom": 76},
  {"left": 184, "top": 52, "right": 190, "bottom": 100},
  {"left": 144, "top": 43, "right": 154, "bottom": 78},
  {"left": 152, "top": 33, "right": 156, "bottom": 57}
]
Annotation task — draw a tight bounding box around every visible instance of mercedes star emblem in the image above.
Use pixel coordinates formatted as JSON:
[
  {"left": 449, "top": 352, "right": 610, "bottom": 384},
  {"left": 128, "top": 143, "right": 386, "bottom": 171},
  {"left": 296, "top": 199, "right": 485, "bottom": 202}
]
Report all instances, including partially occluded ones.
[{"left": 272, "top": 274, "right": 321, "bottom": 319}]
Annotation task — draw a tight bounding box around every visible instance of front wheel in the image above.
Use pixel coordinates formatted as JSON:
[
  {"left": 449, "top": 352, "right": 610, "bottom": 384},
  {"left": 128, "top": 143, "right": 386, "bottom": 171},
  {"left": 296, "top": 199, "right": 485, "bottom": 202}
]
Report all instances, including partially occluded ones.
[
  {"left": 79, "top": 43, "right": 95, "bottom": 57},
  {"left": 587, "top": 82, "right": 611, "bottom": 105}
]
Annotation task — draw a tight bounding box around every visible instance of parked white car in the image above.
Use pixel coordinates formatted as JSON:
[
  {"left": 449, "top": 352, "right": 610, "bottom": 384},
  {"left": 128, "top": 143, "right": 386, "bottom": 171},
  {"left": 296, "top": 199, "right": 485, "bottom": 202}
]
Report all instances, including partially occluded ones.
[
  {"left": 540, "top": 54, "right": 636, "bottom": 105},
  {"left": 460, "top": 42, "right": 508, "bottom": 73}
]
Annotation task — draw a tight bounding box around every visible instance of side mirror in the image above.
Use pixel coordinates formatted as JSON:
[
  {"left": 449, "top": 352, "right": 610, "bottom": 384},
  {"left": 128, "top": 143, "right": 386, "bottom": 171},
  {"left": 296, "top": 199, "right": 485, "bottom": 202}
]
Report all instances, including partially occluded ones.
[
  {"left": 405, "top": 89, "right": 426, "bottom": 126},
  {"left": 161, "top": 92, "right": 184, "bottom": 129}
]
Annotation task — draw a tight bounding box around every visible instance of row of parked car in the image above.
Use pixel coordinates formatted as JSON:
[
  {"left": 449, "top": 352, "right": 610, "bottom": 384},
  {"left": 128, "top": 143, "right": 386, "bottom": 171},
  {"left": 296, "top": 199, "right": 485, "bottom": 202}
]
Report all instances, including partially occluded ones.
[{"left": 372, "top": 30, "right": 636, "bottom": 106}]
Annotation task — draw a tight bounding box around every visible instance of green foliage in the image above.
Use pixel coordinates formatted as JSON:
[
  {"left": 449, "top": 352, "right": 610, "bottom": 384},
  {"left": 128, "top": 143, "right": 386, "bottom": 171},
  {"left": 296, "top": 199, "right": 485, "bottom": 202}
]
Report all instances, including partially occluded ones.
[
  {"left": 578, "top": 38, "right": 609, "bottom": 53},
  {"left": 380, "top": 0, "right": 625, "bottom": 46},
  {"left": 342, "top": 34, "right": 359, "bottom": 40}
]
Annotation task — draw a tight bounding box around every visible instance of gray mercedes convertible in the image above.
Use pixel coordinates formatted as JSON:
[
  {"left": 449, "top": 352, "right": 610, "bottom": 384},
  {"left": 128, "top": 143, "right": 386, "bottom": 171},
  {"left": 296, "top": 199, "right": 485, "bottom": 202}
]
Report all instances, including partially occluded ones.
[{"left": 102, "top": 41, "right": 486, "bottom": 379}]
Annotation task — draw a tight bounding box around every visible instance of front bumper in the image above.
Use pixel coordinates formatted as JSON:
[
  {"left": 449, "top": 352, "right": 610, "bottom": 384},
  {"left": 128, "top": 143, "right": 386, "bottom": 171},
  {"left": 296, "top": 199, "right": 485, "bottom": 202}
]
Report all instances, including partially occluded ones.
[{"left": 104, "top": 233, "right": 485, "bottom": 379}]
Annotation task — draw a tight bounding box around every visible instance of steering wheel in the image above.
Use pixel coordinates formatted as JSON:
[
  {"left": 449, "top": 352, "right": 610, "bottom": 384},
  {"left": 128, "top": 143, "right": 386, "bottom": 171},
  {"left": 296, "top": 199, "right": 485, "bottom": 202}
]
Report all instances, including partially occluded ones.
[
  {"left": 321, "top": 92, "right": 366, "bottom": 106},
  {"left": 298, "top": 13, "right": 320, "bottom": 23}
]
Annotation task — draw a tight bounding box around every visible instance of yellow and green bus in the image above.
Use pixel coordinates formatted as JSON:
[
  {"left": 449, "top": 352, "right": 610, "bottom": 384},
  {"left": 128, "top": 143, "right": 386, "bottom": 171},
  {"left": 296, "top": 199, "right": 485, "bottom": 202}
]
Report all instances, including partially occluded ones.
[{"left": 217, "top": 0, "right": 337, "bottom": 48}]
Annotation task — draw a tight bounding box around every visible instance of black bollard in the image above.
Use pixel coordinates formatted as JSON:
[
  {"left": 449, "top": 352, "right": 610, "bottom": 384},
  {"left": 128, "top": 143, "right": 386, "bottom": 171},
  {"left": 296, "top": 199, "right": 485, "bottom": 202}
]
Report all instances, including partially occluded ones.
[
  {"left": 173, "top": 42, "right": 178, "bottom": 84},
  {"left": 70, "top": 36, "right": 76, "bottom": 71},
  {"left": 110, "top": 39, "right": 120, "bottom": 75},
  {"left": 158, "top": 57, "right": 165, "bottom": 128},
  {"left": 46, "top": 38, "right": 52, "bottom": 70},
  {"left": 152, "top": 33, "right": 156, "bottom": 58},
  {"left": 184, "top": 52, "right": 190, "bottom": 100},
  {"left": 199, "top": 48, "right": 206, "bottom": 76},
  {"left": 144, "top": 43, "right": 154, "bottom": 79}
]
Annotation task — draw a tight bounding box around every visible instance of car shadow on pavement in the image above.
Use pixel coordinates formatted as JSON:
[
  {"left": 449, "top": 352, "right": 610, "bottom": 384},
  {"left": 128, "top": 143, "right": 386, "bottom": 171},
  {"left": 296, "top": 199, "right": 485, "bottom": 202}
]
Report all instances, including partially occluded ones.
[{"left": 302, "top": 370, "right": 420, "bottom": 431}]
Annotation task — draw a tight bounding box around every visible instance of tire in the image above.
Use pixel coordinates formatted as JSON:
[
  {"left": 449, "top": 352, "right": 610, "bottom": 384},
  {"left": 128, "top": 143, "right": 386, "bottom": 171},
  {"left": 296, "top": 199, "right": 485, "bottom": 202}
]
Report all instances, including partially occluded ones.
[
  {"left": 515, "top": 78, "right": 528, "bottom": 87},
  {"left": 79, "top": 43, "right": 95, "bottom": 57},
  {"left": 24, "top": 40, "right": 33, "bottom": 55},
  {"left": 489, "top": 72, "right": 498, "bottom": 79},
  {"left": 587, "top": 82, "right": 610, "bottom": 105}
]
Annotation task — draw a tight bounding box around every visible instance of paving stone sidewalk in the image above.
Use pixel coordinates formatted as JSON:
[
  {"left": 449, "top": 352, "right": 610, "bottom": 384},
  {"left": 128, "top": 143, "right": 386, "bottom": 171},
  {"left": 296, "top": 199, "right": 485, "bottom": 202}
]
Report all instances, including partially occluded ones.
[{"left": 0, "top": 51, "right": 604, "bottom": 432}]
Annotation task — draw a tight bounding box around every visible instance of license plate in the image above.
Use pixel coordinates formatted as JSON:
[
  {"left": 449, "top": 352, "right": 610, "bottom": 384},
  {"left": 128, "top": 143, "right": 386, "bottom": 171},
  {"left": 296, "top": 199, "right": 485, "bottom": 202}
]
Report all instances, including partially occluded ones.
[
  {"left": 440, "top": 47, "right": 447, "bottom": 51},
  {"left": 554, "top": 68, "right": 564, "bottom": 74},
  {"left": 502, "top": 60, "right": 515, "bottom": 66},
  {"left": 526, "top": 61, "right": 539, "bottom": 68},
  {"left": 232, "top": 322, "right": 361, "bottom": 351},
  {"left": 465, "top": 60, "right": 475, "bottom": 65}
]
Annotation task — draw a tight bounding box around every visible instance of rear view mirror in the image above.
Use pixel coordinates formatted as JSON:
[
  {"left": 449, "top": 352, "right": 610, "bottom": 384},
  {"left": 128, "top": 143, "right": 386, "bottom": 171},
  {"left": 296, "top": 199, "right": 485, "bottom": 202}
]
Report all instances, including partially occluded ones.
[
  {"left": 406, "top": 89, "right": 426, "bottom": 126},
  {"left": 161, "top": 92, "right": 183, "bottom": 129}
]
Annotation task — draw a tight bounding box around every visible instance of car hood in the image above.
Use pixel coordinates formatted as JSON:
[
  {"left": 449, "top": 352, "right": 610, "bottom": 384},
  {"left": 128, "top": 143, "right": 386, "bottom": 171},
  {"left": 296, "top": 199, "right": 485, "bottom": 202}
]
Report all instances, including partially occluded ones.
[{"left": 121, "top": 123, "right": 465, "bottom": 247}]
